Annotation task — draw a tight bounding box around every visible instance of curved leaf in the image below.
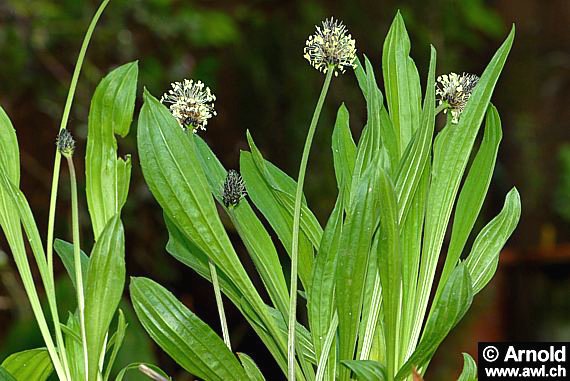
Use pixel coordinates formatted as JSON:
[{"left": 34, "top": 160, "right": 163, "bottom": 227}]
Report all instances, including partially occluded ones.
[
  {"left": 439, "top": 105, "right": 503, "bottom": 294},
  {"left": 457, "top": 353, "right": 477, "bottom": 381},
  {"left": 86, "top": 62, "right": 138, "bottom": 238},
  {"left": 1, "top": 349, "right": 53, "bottom": 381},
  {"left": 237, "top": 353, "right": 266, "bottom": 381},
  {"left": 397, "top": 263, "right": 473, "bottom": 380},
  {"left": 466, "top": 188, "right": 521, "bottom": 294},
  {"left": 130, "top": 277, "right": 248, "bottom": 381}
]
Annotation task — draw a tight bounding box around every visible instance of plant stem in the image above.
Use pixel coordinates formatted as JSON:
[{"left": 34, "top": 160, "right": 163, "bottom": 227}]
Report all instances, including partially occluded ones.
[
  {"left": 208, "top": 260, "right": 231, "bottom": 350},
  {"left": 44, "top": 2, "right": 109, "bottom": 375},
  {"left": 66, "top": 156, "right": 89, "bottom": 380},
  {"left": 288, "top": 68, "right": 334, "bottom": 381}
]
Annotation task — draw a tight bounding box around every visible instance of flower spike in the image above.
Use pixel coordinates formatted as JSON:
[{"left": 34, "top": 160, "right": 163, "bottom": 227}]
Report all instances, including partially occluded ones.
[
  {"left": 436, "top": 72, "right": 479, "bottom": 124},
  {"left": 161, "top": 79, "right": 217, "bottom": 132},
  {"left": 222, "top": 170, "right": 247, "bottom": 207},
  {"left": 304, "top": 17, "right": 357, "bottom": 76}
]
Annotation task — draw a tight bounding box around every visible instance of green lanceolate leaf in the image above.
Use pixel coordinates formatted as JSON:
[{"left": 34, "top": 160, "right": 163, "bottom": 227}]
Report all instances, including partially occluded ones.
[
  {"left": 86, "top": 62, "right": 138, "bottom": 239},
  {"left": 53, "top": 238, "right": 89, "bottom": 291},
  {"left": 395, "top": 45, "right": 436, "bottom": 225},
  {"left": 1, "top": 349, "right": 53, "bottom": 381},
  {"left": 438, "top": 105, "right": 503, "bottom": 297},
  {"left": 382, "top": 12, "right": 422, "bottom": 154},
  {"left": 457, "top": 353, "right": 477, "bottom": 381},
  {"left": 414, "top": 27, "right": 515, "bottom": 350},
  {"left": 332, "top": 104, "right": 356, "bottom": 206},
  {"left": 193, "top": 135, "right": 289, "bottom": 315},
  {"left": 397, "top": 263, "right": 473, "bottom": 380},
  {"left": 84, "top": 215, "right": 125, "bottom": 381},
  {"left": 137, "top": 93, "right": 289, "bottom": 375},
  {"left": 376, "top": 169, "right": 401, "bottom": 380},
  {"left": 336, "top": 165, "right": 381, "bottom": 381},
  {"left": 466, "top": 188, "right": 521, "bottom": 294},
  {"left": 131, "top": 277, "right": 248, "bottom": 381},
  {"left": 240, "top": 150, "right": 314, "bottom": 289},
  {"left": 308, "top": 194, "right": 343, "bottom": 362},
  {"left": 237, "top": 353, "right": 266, "bottom": 381},
  {"left": 354, "top": 56, "right": 399, "bottom": 176},
  {"left": 138, "top": 90, "right": 259, "bottom": 304},
  {"left": 341, "top": 360, "right": 387, "bottom": 381}
]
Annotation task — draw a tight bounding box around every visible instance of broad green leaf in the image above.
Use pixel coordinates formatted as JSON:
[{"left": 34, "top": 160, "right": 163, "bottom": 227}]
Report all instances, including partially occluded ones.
[
  {"left": 86, "top": 62, "right": 137, "bottom": 238},
  {"left": 397, "top": 263, "right": 473, "bottom": 380},
  {"left": 457, "top": 353, "right": 477, "bottom": 381},
  {"left": 237, "top": 353, "right": 266, "bottom": 381},
  {"left": 308, "top": 194, "right": 343, "bottom": 361},
  {"left": 415, "top": 27, "right": 515, "bottom": 345},
  {"left": 84, "top": 215, "right": 125, "bottom": 381},
  {"left": 193, "top": 135, "right": 289, "bottom": 315},
  {"left": 332, "top": 104, "right": 356, "bottom": 206},
  {"left": 137, "top": 91, "right": 270, "bottom": 321},
  {"left": 240, "top": 151, "right": 314, "bottom": 289},
  {"left": 466, "top": 188, "right": 521, "bottom": 294},
  {"left": 1, "top": 349, "right": 53, "bottom": 381},
  {"left": 53, "top": 238, "right": 89, "bottom": 291},
  {"left": 395, "top": 46, "right": 436, "bottom": 225},
  {"left": 137, "top": 91, "right": 287, "bottom": 358},
  {"left": 376, "top": 170, "right": 401, "bottom": 380},
  {"left": 438, "top": 105, "right": 503, "bottom": 296},
  {"left": 341, "top": 360, "right": 387, "bottom": 381},
  {"left": 130, "top": 277, "right": 248, "bottom": 381},
  {"left": 336, "top": 165, "right": 381, "bottom": 381},
  {"left": 0, "top": 367, "right": 16, "bottom": 381},
  {"left": 382, "top": 12, "right": 422, "bottom": 154}
]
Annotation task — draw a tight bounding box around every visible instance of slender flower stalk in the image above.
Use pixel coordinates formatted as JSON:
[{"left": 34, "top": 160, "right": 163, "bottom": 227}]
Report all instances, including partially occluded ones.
[
  {"left": 44, "top": 3, "right": 110, "bottom": 378},
  {"left": 288, "top": 18, "right": 357, "bottom": 380},
  {"left": 58, "top": 129, "right": 89, "bottom": 379},
  {"left": 288, "top": 68, "right": 333, "bottom": 380}
]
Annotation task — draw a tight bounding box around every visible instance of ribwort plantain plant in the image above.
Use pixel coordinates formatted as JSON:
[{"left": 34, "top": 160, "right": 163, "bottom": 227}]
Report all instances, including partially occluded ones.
[
  {"left": 0, "top": 1, "right": 163, "bottom": 380},
  {"left": 131, "top": 11, "right": 521, "bottom": 381}
]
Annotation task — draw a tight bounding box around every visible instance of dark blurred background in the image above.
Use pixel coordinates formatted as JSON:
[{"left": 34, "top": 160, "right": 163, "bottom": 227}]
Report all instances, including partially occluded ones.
[{"left": 0, "top": 0, "right": 568, "bottom": 379}]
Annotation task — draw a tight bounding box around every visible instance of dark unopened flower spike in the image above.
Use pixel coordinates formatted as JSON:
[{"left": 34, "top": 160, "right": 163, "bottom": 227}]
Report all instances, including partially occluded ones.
[
  {"left": 304, "top": 17, "right": 357, "bottom": 76},
  {"left": 222, "top": 170, "right": 247, "bottom": 207},
  {"left": 56, "top": 129, "right": 75, "bottom": 157},
  {"left": 436, "top": 72, "right": 479, "bottom": 124},
  {"left": 161, "top": 79, "right": 217, "bottom": 132}
]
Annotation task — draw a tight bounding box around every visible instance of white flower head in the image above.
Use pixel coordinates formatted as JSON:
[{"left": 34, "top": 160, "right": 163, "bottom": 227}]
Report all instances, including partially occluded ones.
[
  {"left": 436, "top": 72, "right": 479, "bottom": 124},
  {"left": 161, "top": 79, "right": 217, "bottom": 132},
  {"left": 304, "top": 17, "right": 357, "bottom": 76}
]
